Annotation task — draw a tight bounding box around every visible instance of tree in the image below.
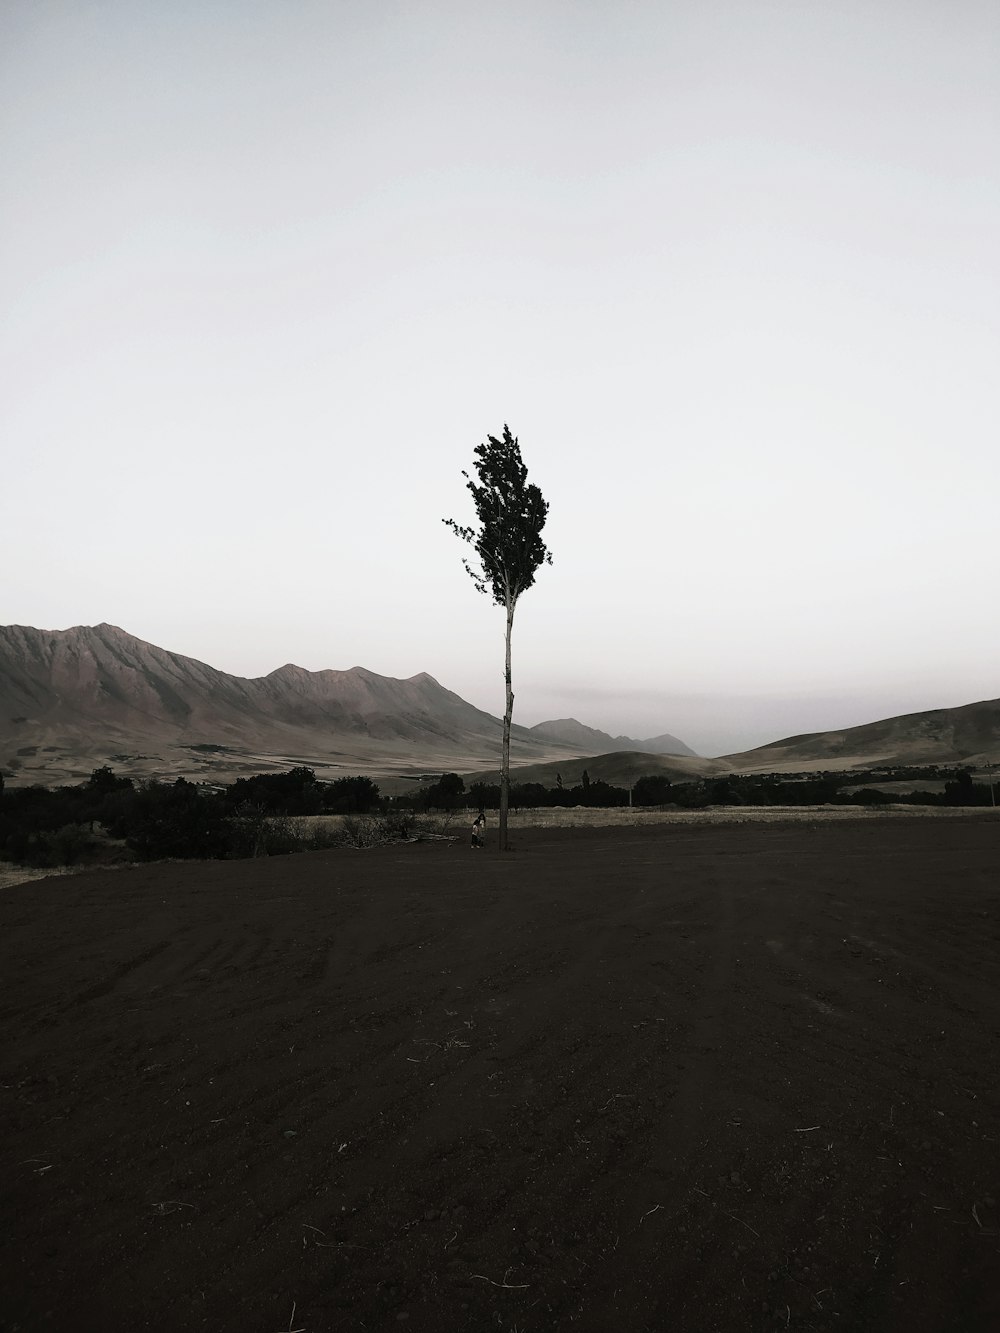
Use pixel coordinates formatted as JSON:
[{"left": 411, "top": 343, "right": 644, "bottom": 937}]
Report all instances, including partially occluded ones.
[
  {"left": 468, "top": 780, "right": 500, "bottom": 810},
  {"left": 444, "top": 425, "right": 552, "bottom": 851},
  {"left": 324, "top": 775, "right": 381, "bottom": 814},
  {"left": 87, "top": 766, "right": 132, "bottom": 794},
  {"left": 633, "top": 774, "right": 673, "bottom": 806},
  {"left": 423, "top": 772, "right": 465, "bottom": 811}
]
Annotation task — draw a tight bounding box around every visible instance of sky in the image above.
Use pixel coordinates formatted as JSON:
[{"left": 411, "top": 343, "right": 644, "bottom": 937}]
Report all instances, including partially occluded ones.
[{"left": 2, "top": 1, "right": 997, "bottom": 756}]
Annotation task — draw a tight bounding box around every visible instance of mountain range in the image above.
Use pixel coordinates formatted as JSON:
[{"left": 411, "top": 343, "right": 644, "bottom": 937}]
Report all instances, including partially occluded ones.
[
  {"left": 0, "top": 623, "right": 695, "bottom": 787},
  {"left": 1, "top": 623, "right": 996, "bottom": 787},
  {"left": 527, "top": 717, "right": 695, "bottom": 758}
]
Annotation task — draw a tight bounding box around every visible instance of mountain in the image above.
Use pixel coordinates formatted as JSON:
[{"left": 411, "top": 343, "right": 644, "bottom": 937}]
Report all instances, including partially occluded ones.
[
  {"left": 6, "top": 622, "right": 992, "bottom": 790},
  {"left": 720, "top": 697, "right": 1000, "bottom": 773},
  {"left": 528, "top": 718, "right": 697, "bottom": 757},
  {"left": 0, "top": 623, "right": 599, "bottom": 785},
  {"left": 0, "top": 623, "right": 699, "bottom": 787}
]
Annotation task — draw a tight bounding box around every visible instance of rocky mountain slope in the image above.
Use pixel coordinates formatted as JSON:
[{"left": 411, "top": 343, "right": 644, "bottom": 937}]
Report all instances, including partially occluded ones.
[{"left": 0, "top": 623, "right": 691, "bottom": 786}]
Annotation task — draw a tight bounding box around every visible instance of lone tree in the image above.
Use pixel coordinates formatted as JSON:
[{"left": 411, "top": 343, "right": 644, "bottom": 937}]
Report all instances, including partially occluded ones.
[{"left": 444, "top": 425, "right": 552, "bottom": 851}]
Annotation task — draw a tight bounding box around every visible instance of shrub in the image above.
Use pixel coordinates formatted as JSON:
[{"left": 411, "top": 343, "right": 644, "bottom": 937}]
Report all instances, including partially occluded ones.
[
  {"left": 854, "top": 788, "right": 893, "bottom": 806},
  {"left": 382, "top": 808, "right": 415, "bottom": 840},
  {"left": 5, "top": 823, "right": 99, "bottom": 868},
  {"left": 324, "top": 776, "right": 381, "bottom": 814},
  {"left": 338, "top": 810, "right": 431, "bottom": 848},
  {"left": 306, "top": 819, "right": 343, "bottom": 851},
  {"left": 115, "top": 779, "right": 230, "bottom": 860},
  {"left": 339, "top": 815, "right": 389, "bottom": 848},
  {"left": 227, "top": 807, "right": 306, "bottom": 857}
]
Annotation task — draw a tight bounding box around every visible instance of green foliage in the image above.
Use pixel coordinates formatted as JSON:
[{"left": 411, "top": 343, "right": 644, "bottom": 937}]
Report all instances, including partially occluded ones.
[
  {"left": 705, "top": 778, "right": 743, "bottom": 806},
  {"left": 633, "top": 775, "right": 674, "bottom": 806},
  {"left": 1, "top": 822, "right": 100, "bottom": 868},
  {"left": 225, "top": 767, "right": 323, "bottom": 815},
  {"left": 87, "top": 766, "right": 133, "bottom": 795},
  {"left": 422, "top": 773, "right": 465, "bottom": 810},
  {"left": 943, "top": 770, "right": 994, "bottom": 806},
  {"left": 110, "top": 778, "right": 230, "bottom": 860},
  {"left": 2, "top": 759, "right": 990, "bottom": 870},
  {"left": 443, "top": 424, "right": 553, "bottom": 853},
  {"left": 852, "top": 787, "right": 892, "bottom": 805},
  {"left": 443, "top": 424, "right": 552, "bottom": 607},
  {"left": 324, "top": 775, "right": 381, "bottom": 814}
]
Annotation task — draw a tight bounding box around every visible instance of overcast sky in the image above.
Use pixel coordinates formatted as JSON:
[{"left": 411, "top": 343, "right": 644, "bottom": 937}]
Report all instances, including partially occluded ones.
[{"left": 2, "top": 1, "right": 997, "bottom": 755}]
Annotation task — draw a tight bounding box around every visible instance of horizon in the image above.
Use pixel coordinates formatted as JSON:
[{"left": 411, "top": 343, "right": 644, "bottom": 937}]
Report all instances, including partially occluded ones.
[
  {"left": 2, "top": 617, "right": 994, "bottom": 760},
  {"left": 2, "top": 2, "right": 997, "bottom": 756}
]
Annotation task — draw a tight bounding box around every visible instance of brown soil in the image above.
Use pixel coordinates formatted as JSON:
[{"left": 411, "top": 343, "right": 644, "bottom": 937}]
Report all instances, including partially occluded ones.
[{"left": 3, "top": 818, "right": 999, "bottom": 1332}]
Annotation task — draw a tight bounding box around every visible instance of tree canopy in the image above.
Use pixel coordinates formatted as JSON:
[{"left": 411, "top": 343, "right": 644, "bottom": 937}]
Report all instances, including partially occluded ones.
[{"left": 443, "top": 424, "right": 552, "bottom": 608}]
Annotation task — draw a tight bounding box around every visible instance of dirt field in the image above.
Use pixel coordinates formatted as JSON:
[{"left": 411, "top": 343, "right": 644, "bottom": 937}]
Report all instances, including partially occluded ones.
[{"left": 2, "top": 817, "right": 998, "bottom": 1332}]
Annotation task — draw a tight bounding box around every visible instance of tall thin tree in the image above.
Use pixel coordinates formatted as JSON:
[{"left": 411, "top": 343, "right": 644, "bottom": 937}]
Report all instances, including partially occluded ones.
[{"left": 444, "top": 425, "right": 552, "bottom": 852}]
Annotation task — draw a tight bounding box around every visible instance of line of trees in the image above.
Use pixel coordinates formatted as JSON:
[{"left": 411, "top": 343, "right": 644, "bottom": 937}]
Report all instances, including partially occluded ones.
[
  {"left": 0, "top": 766, "right": 382, "bottom": 866},
  {"left": 404, "top": 766, "right": 996, "bottom": 812},
  {"left": 1, "top": 761, "right": 993, "bottom": 869}
]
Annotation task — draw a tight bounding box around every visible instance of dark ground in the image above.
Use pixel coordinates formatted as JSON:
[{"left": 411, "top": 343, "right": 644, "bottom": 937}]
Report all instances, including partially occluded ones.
[{"left": 2, "top": 817, "right": 999, "bottom": 1333}]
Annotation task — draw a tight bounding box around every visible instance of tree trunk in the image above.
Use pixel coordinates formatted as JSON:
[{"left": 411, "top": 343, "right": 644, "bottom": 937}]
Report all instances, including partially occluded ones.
[{"left": 500, "top": 596, "right": 515, "bottom": 853}]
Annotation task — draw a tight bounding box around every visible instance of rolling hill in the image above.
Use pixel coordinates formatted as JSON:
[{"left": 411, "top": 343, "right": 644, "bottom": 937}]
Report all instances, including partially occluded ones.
[
  {"left": 462, "top": 750, "right": 722, "bottom": 790},
  {"left": 720, "top": 697, "right": 1000, "bottom": 773}
]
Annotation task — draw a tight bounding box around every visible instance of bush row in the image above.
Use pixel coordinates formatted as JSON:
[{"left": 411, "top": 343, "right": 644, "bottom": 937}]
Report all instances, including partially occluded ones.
[{"left": 1, "top": 761, "right": 993, "bottom": 868}]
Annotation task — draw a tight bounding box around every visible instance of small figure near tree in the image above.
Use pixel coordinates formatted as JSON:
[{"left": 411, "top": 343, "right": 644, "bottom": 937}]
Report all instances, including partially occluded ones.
[
  {"left": 444, "top": 424, "right": 553, "bottom": 852},
  {"left": 471, "top": 809, "right": 486, "bottom": 849}
]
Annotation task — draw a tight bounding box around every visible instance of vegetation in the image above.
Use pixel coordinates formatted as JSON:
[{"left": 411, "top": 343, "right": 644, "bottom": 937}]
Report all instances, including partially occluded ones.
[
  {"left": 0, "top": 765, "right": 381, "bottom": 866},
  {"left": 444, "top": 424, "right": 552, "bottom": 852},
  {"left": 0, "top": 761, "right": 994, "bottom": 870},
  {"left": 394, "top": 764, "right": 997, "bottom": 813}
]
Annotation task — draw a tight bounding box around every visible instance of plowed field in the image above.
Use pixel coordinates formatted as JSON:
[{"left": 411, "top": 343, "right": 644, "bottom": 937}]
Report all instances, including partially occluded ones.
[{"left": 3, "top": 817, "right": 999, "bottom": 1332}]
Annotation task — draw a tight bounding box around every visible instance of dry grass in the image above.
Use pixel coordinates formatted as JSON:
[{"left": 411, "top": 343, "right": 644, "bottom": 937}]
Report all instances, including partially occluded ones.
[
  {"left": 0, "top": 863, "right": 79, "bottom": 891},
  {"left": 298, "top": 806, "right": 995, "bottom": 838},
  {"left": 4, "top": 807, "right": 990, "bottom": 888},
  {"left": 502, "top": 804, "right": 997, "bottom": 829}
]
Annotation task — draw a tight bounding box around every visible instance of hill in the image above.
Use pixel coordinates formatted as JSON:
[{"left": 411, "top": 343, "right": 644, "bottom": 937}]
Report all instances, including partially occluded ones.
[
  {"left": 463, "top": 750, "right": 723, "bottom": 789},
  {"left": 528, "top": 717, "right": 697, "bottom": 757},
  {"left": 721, "top": 696, "right": 1000, "bottom": 773}
]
